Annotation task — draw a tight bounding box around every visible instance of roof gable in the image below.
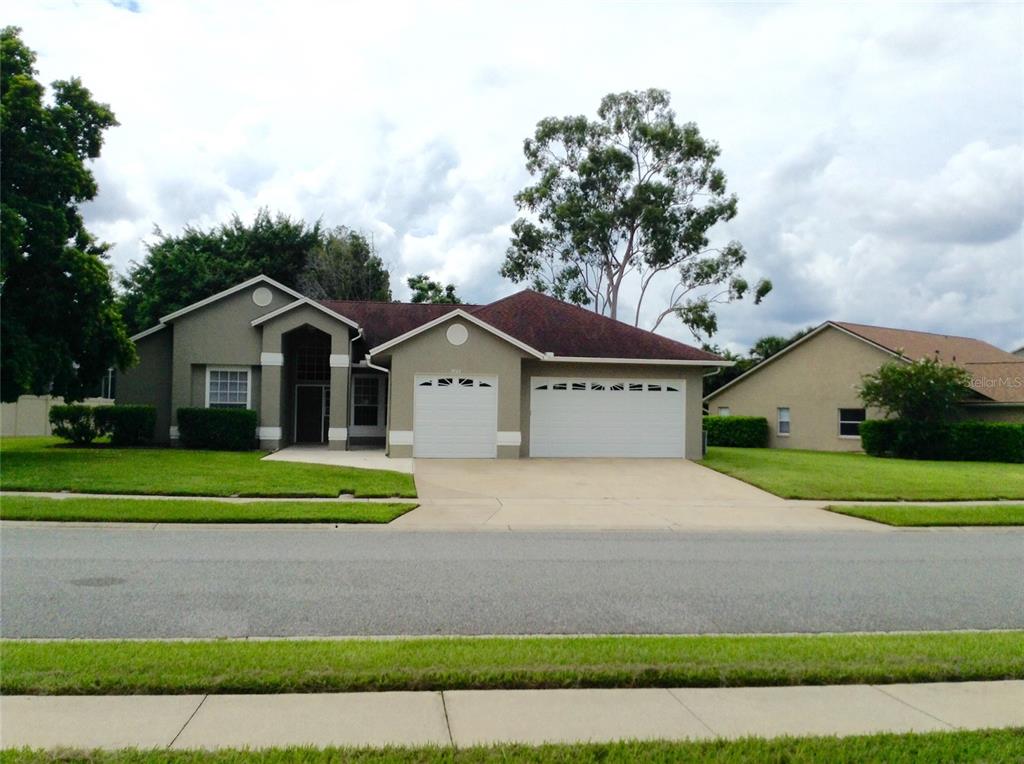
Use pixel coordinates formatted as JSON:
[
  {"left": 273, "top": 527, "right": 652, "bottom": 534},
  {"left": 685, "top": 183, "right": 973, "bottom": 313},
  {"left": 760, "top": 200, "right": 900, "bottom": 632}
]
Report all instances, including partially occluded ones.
[{"left": 159, "top": 274, "right": 304, "bottom": 323}]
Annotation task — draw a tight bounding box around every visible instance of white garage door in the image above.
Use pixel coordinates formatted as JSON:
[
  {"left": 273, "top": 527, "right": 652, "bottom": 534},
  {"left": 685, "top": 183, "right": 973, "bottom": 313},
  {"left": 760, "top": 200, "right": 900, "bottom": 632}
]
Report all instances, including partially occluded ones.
[
  {"left": 414, "top": 375, "right": 498, "bottom": 458},
  {"left": 530, "top": 377, "right": 685, "bottom": 457}
]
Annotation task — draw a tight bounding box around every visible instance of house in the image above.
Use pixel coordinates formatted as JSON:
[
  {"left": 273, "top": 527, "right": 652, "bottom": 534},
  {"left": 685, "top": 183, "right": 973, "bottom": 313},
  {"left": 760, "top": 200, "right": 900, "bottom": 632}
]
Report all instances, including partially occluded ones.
[
  {"left": 117, "top": 275, "right": 727, "bottom": 459},
  {"left": 1014, "top": 345, "right": 1024, "bottom": 357},
  {"left": 704, "top": 321, "right": 1024, "bottom": 452}
]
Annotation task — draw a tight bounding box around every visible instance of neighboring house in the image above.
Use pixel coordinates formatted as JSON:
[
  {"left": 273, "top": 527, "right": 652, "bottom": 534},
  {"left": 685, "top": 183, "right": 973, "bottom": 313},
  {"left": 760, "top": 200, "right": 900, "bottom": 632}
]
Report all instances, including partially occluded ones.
[
  {"left": 704, "top": 321, "right": 1024, "bottom": 452},
  {"left": 1014, "top": 345, "right": 1024, "bottom": 357},
  {"left": 118, "top": 275, "right": 727, "bottom": 459}
]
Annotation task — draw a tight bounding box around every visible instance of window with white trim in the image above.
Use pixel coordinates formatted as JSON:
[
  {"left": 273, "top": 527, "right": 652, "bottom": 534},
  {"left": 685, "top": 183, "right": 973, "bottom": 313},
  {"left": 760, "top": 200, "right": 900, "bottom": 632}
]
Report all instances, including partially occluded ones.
[
  {"left": 718, "top": 406, "right": 731, "bottom": 416},
  {"left": 839, "top": 408, "right": 866, "bottom": 437},
  {"left": 208, "top": 368, "right": 249, "bottom": 408},
  {"left": 777, "top": 407, "right": 791, "bottom": 435}
]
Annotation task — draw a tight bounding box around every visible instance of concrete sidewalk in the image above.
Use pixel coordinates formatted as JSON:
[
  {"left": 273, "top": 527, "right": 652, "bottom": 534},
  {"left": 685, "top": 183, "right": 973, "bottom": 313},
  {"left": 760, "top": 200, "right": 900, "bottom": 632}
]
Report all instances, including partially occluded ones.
[{"left": 3, "top": 681, "right": 1022, "bottom": 749}]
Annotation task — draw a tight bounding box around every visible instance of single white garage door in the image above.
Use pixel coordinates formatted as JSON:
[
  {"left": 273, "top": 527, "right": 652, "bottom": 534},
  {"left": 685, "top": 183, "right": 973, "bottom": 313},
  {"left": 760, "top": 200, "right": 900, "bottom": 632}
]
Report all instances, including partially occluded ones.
[
  {"left": 414, "top": 375, "right": 498, "bottom": 458},
  {"left": 529, "top": 377, "right": 685, "bottom": 457}
]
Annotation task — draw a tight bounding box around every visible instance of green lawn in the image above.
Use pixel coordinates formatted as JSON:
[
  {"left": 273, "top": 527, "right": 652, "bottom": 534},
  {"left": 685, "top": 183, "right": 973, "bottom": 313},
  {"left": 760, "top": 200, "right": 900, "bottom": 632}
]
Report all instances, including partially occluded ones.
[
  {"left": 0, "top": 437, "right": 416, "bottom": 498},
  {"left": 3, "top": 631, "right": 1021, "bottom": 696},
  {"left": 0, "top": 495, "right": 416, "bottom": 524},
  {"left": 830, "top": 503, "right": 1024, "bottom": 526},
  {"left": 3, "top": 730, "right": 1023, "bottom": 763},
  {"left": 701, "top": 447, "right": 1024, "bottom": 501}
]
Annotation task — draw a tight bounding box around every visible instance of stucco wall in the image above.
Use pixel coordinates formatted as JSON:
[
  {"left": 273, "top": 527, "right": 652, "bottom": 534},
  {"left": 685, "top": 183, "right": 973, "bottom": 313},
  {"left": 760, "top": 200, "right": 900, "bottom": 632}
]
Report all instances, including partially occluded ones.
[
  {"left": 381, "top": 318, "right": 528, "bottom": 458},
  {"left": 117, "top": 327, "right": 174, "bottom": 443},
  {"left": 519, "top": 361, "right": 706, "bottom": 460},
  {"left": 705, "top": 326, "right": 890, "bottom": 451}
]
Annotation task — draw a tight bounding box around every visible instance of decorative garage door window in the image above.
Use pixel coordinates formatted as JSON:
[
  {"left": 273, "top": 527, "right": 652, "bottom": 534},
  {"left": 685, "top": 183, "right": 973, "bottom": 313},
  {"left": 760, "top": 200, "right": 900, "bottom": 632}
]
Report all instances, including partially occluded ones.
[
  {"left": 533, "top": 380, "right": 679, "bottom": 392},
  {"left": 418, "top": 377, "right": 492, "bottom": 388}
]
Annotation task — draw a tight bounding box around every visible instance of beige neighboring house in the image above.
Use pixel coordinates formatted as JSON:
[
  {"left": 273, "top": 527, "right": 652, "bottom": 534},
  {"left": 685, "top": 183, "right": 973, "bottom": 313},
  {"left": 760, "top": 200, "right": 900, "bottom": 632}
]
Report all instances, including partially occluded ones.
[
  {"left": 704, "top": 321, "right": 1024, "bottom": 452},
  {"left": 118, "top": 275, "right": 729, "bottom": 459}
]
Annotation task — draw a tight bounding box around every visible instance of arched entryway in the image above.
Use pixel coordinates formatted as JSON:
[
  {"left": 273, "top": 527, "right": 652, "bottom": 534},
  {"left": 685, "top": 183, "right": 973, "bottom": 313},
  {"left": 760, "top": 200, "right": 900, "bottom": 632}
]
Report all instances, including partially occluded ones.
[{"left": 283, "top": 325, "right": 331, "bottom": 444}]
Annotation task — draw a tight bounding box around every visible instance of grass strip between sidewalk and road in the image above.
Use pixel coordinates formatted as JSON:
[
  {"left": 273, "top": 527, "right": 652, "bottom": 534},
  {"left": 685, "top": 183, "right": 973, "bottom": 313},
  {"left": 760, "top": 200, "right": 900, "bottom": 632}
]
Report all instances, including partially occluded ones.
[
  {"left": 0, "top": 437, "right": 416, "bottom": 498},
  {"left": 827, "top": 503, "right": 1024, "bottom": 526},
  {"left": 3, "top": 631, "right": 1022, "bottom": 696},
  {"left": 0, "top": 496, "right": 417, "bottom": 524},
  {"left": 700, "top": 447, "right": 1024, "bottom": 501},
  {"left": 3, "top": 729, "right": 1023, "bottom": 763}
]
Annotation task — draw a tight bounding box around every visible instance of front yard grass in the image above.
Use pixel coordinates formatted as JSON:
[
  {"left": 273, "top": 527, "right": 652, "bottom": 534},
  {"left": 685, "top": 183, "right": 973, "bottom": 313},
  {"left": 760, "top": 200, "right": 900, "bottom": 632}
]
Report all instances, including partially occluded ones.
[
  {"left": 829, "top": 503, "right": 1024, "bottom": 526},
  {"left": 0, "top": 437, "right": 416, "bottom": 498},
  {"left": 3, "top": 631, "right": 1021, "bottom": 695},
  {"left": 4, "top": 729, "right": 1022, "bottom": 763},
  {"left": 0, "top": 496, "right": 416, "bottom": 524},
  {"left": 701, "top": 446, "right": 1024, "bottom": 501}
]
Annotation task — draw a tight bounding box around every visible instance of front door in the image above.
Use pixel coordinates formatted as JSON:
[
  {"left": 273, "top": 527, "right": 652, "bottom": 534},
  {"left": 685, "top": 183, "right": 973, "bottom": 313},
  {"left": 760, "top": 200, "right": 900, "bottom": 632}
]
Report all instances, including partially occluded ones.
[{"left": 295, "top": 385, "right": 326, "bottom": 443}]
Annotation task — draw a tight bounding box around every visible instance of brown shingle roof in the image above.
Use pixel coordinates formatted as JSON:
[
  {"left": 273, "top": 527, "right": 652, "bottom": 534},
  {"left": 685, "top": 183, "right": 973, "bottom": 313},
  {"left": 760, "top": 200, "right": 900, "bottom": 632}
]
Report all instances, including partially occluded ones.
[
  {"left": 319, "top": 289, "right": 720, "bottom": 363},
  {"left": 471, "top": 290, "right": 720, "bottom": 361},
  {"left": 833, "top": 321, "right": 1024, "bottom": 404}
]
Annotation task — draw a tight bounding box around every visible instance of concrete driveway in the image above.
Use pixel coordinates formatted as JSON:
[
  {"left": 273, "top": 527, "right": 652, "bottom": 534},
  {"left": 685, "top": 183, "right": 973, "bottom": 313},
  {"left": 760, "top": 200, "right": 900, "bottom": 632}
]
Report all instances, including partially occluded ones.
[{"left": 395, "top": 459, "right": 882, "bottom": 532}]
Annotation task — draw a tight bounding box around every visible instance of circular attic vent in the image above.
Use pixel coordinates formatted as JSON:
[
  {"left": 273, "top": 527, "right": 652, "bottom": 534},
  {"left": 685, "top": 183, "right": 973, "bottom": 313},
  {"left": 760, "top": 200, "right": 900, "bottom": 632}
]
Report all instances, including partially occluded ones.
[
  {"left": 252, "top": 287, "right": 273, "bottom": 307},
  {"left": 446, "top": 323, "right": 469, "bottom": 346}
]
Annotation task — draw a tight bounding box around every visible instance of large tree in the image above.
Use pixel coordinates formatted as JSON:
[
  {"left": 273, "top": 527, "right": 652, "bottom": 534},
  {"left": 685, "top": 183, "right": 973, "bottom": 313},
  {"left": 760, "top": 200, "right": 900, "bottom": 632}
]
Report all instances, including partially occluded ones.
[
  {"left": 297, "top": 227, "right": 391, "bottom": 302},
  {"left": 501, "top": 88, "right": 771, "bottom": 339},
  {"left": 1, "top": 27, "right": 134, "bottom": 402},
  {"left": 119, "top": 209, "right": 321, "bottom": 333},
  {"left": 407, "top": 274, "right": 462, "bottom": 304}
]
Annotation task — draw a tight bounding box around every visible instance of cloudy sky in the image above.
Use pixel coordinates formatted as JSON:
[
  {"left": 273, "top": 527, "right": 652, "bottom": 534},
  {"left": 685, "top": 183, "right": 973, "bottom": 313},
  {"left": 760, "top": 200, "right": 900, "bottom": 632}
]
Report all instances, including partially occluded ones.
[{"left": 13, "top": 0, "right": 1024, "bottom": 352}]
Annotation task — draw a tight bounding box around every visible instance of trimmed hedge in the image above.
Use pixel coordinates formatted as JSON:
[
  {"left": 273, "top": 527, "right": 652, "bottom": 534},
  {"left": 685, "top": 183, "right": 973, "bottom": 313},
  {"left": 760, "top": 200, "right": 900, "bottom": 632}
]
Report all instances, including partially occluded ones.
[
  {"left": 861, "top": 419, "right": 1024, "bottom": 463},
  {"left": 177, "top": 407, "right": 257, "bottom": 450},
  {"left": 93, "top": 405, "right": 156, "bottom": 446},
  {"left": 703, "top": 415, "right": 770, "bottom": 448},
  {"left": 48, "top": 405, "right": 103, "bottom": 445}
]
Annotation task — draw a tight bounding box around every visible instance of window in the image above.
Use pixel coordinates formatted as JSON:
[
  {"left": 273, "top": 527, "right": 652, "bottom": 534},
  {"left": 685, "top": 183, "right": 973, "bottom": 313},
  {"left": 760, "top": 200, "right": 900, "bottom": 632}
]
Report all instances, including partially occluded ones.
[
  {"left": 839, "top": 408, "right": 866, "bottom": 437},
  {"left": 777, "top": 407, "right": 790, "bottom": 435},
  {"left": 648, "top": 384, "right": 662, "bottom": 391},
  {"left": 718, "top": 406, "right": 731, "bottom": 416},
  {"left": 353, "top": 377, "right": 379, "bottom": 426},
  {"left": 571, "top": 382, "right": 586, "bottom": 390},
  {"left": 208, "top": 368, "right": 249, "bottom": 408}
]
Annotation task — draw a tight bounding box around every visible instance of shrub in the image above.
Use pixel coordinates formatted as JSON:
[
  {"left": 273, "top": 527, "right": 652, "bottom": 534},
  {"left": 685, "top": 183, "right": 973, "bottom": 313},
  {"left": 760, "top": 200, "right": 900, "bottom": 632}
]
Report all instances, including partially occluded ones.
[
  {"left": 859, "top": 357, "right": 972, "bottom": 423},
  {"left": 950, "top": 421, "right": 1024, "bottom": 463},
  {"left": 861, "top": 418, "right": 1024, "bottom": 463},
  {"left": 93, "top": 405, "right": 156, "bottom": 446},
  {"left": 49, "top": 404, "right": 104, "bottom": 445},
  {"left": 703, "top": 415, "right": 769, "bottom": 448},
  {"left": 177, "top": 407, "right": 257, "bottom": 450},
  {"left": 859, "top": 419, "right": 898, "bottom": 457}
]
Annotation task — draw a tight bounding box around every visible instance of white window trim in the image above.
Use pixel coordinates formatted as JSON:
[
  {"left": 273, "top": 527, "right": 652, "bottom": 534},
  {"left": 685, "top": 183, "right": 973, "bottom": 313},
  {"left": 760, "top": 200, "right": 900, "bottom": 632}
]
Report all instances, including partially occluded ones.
[
  {"left": 777, "top": 407, "right": 791, "bottom": 437},
  {"left": 205, "top": 366, "right": 252, "bottom": 409},
  {"left": 838, "top": 408, "right": 866, "bottom": 439},
  {"left": 718, "top": 406, "right": 731, "bottom": 416}
]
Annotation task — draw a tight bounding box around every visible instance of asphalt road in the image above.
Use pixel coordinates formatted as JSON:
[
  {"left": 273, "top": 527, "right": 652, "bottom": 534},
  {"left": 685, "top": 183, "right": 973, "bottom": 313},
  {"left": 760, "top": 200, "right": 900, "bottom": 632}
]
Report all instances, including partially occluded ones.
[{"left": 2, "top": 526, "right": 1022, "bottom": 638}]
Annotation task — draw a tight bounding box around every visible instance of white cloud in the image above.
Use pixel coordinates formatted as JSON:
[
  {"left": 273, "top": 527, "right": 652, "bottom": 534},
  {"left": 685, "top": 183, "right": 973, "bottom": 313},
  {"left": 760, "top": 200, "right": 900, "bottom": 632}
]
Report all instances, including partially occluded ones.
[{"left": 12, "top": 0, "right": 1024, "bottom": 350}]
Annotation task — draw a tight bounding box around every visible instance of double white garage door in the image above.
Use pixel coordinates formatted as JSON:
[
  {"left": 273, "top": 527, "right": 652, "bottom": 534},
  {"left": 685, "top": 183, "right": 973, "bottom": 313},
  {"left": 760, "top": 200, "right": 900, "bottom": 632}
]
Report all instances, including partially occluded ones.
[{"left": 413, "top": 374, "right": 685, "bottom": 458}]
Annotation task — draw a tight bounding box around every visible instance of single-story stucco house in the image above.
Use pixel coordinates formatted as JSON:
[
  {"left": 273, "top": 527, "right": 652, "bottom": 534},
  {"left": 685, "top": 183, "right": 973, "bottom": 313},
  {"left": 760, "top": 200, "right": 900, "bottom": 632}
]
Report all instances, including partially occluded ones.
[
  {"left": 118, "top": 275, "right": 728, "bottom": 459},
  {"left": 704, "top": 321, "right": 1024, "bottom": 452}
]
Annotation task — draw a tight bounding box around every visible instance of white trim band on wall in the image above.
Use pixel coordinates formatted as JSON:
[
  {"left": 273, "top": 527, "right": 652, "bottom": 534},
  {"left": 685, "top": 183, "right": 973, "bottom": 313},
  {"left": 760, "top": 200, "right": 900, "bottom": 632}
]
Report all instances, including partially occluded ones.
[
  {"left": 257, "top": 426, "right": 282, "bottom": 439},
  {"left": 497, "top": 431, "right": 522, "bottom": 446},
  {"left": 329, "top": 354, "right": 350, "bottom": 368},
  {"left": 389, "top": 430, "right": 414, "bottom": 446},
  {"left": 328, "top": 427, "right": 348, "bottom": 442},
  {"left": 169, "top": 426, "right": 179, "bottom": 440},
  {"left": 260, "top": 352, "right": 284, "bottom": 366}
]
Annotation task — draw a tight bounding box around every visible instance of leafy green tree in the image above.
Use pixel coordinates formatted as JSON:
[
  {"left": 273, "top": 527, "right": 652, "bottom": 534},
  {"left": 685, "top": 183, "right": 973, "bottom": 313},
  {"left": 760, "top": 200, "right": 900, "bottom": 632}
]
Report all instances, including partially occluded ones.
[
  {"left": 1, "top": 27, "right": 134, "bottom": 402},
  {"left": 407, "top": 274, "right": 462, "bottom": 304},
  {"left": 297, "top": 227, "right": 391, "bottom": 301},
  {"left": 500, "top": 88, "right": 771, "bottom": 339},
  {"left": 119, "top": 209, "right": 320, "bottom": 333},
  {"left": 859, "top": 357, "right": 973, "bottom": 423}
]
